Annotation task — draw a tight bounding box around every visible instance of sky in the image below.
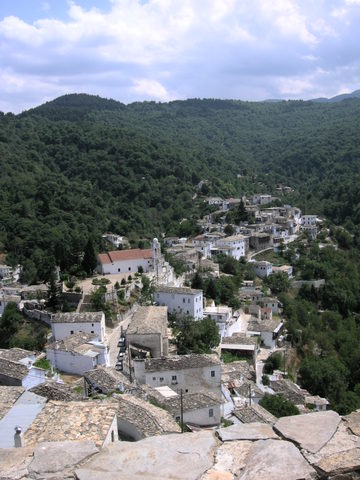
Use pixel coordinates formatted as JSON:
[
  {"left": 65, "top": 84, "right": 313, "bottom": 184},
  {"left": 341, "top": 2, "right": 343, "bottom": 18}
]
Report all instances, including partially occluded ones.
[{"left": 1, "top": 0, "right": 360, "bottom": 113}]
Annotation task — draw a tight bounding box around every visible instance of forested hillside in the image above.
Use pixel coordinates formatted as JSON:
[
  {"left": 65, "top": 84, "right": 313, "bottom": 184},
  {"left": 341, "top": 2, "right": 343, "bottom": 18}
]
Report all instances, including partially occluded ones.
[{"left": 1, "top": 94, "right": 360, "bottom": 280}]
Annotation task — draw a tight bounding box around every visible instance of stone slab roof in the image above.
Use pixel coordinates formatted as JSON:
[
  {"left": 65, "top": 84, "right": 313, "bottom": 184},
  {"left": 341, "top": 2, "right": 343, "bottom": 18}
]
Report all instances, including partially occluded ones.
[
  {"left": 155, "top": 286, "right": 202, "bottom": 295},
  {"left": 0, "top": 357, "right": 28, "bottom": 381},
  {"left": 233, "top": 403, "right": 277, "bottom": 425},
  {"left": 52, "top": 311, "right": 104, "bottom": 324},
  {"left": 24, "top": 400, "right": 118, "bottom": 448},
  {"left": 248, "top": 318, "right": 282, "bottom": 333},
  {"left": 29, "top": 382, "right": 83, "bottom": 401},
  {"left": 144, "top": 354, "right": 220, "bottom": 373},
  {"left": 221, "top": 361, "right": 255, "bottom": 383},
  {"left": 114, "top": 394, "right": 180, "bottom": 437},
  {"left": 162, "top": 392, "right": 223, "bottom": 415},
  {"left": 84, "top": 367, "right": 132, "bottom": 393},
  {"left": 0, "top": 348, "right": 34, "bottom": 362},
  {"left": 47, "top": 332, "right": 98, "bottom": 354},
  {"left": 127, "top": 306, "right": 168, "bottom": 336},
  {"left": 0, "top": 386, "right": 25, "bottom": 420},
  {"left": 221, "top": 334, "right": 258, "bottom": 346},
  {"left": 270, "top": 379, "right": 308, "bottom": 405}
]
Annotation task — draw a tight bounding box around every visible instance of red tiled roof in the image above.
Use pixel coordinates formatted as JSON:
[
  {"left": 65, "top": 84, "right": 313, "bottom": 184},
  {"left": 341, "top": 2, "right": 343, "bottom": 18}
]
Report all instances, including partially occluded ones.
[{"left": 98, "top": 249, "right": 152, "bottom": 265}]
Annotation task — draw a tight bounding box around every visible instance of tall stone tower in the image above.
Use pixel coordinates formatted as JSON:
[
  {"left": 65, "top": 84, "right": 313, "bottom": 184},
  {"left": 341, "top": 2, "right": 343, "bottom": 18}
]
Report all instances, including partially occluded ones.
[{"left": 152, "top": 238, "right": 162, "bottom": 278}]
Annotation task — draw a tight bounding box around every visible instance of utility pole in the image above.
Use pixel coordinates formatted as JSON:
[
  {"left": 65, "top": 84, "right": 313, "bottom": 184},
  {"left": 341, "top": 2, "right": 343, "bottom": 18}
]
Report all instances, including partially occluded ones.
[
  {"left": 180, "top": 389, "right": 184, "bottom": 433},
  {"left": 128, "top": 344, "right": 132, "bottom": 383}
]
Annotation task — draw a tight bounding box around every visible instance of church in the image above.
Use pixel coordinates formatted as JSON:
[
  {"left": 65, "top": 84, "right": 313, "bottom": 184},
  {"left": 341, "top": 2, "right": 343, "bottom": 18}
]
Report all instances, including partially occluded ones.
[{"left": 97, "top": 238, "right": 162, "bottom": 276}]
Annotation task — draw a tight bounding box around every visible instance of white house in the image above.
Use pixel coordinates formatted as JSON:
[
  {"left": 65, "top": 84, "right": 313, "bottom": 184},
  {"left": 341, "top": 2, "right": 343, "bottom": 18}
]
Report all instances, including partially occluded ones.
[
  {"left": 102, "top": 233, "right": 129, "bottom": 248},
  {"left": 272, "top": 265, "right": 293, "bottom": 278},
  {"left": 158, "top": 391, "right": 223, "bottom": 427},
  {"left": 262, "top": 297, "right": 280, "bottom": 314},
  {"left": 133, "top": 354, "right": 221, "bottom": 397},
  {"left": 0, "top": 357, "right": 45, "bottom": 389},
  {"left": 203, "top": 304, "right": 232, "bottom": 338},
  {"left": 215, "top": 235, "right": 247, "bottom": 260},
  {"left": 301, "top": 215, "right": 317, "bottom": 226},
  {"left": 154, "top": 286, "right": 203, "bottom": 320},
  {"left": 46, "top": 332, "right": 109, "bottom": 375},
  {"left": 252, "top": 261, "right": 273, "bottom": 278},
  {"left": 97, "top": 238, "right": 162, "bottom": 276},
  {"left": 252, "top": 194, "right": 272, "bottom": 205},
  {"left": 126, "top": 306, "right": 169, "bottom": 358},
  {"left": 51, "top": 312, "right": 105, "bottom": 342}
]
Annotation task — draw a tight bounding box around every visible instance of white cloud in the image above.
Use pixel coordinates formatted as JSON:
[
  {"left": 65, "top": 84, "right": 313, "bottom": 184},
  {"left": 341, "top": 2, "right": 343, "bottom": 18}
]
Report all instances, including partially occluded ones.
[{"left": 0, "top": 0, "right": 360, "bottom": 111}]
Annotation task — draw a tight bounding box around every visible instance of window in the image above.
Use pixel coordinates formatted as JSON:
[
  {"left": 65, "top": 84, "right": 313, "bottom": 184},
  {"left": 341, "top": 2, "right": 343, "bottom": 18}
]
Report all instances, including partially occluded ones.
[
  {"left": 188, "top": 298, "right": 190, "bottom": 303},
  {"left": 70, "top": 330, "right": 74, "bottom": 334},
  {"left": 186, "top": 310, "right": 189, "bottom": 314},
  {"left": 183, "top": 298, "right": 186, "bottom": 303},
  {"left": 92, "top": 323, "right": 94, "bottom": 327},
  {"left": 153, "top": 377, "right": 156, "bottom": 381},
  {"left": 185, "top": 389, "right": 188, "bottom": 393},
  {"left": 111, "top": 431, "right": 115, "bottom": 442},
  {"left": 118, "top": 268, "right": 121, "bottom": 272},
  {"left": 175, "top": 416, "right": 180, "bottom": 422},
  {"left": 209, "top": 409, "right": 214, "bottom": 417},
  {"left": 211, "top": 370, "right": 215, "bottom": 377},
  {"left": 160, "top": 377, "right": 164, "bottom": 382},
  {"left": 128, "top": 267, "right": 131, "bottom": 271},
  {"left": 91, "top": 330, "right": 94, "bottom": 334},
  {"left": 172, "top": 375, "right": 177, "bottom": 381}
]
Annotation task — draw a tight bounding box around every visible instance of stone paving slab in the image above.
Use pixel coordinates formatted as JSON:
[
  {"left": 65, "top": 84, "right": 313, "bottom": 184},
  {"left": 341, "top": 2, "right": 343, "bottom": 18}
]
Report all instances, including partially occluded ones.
[
  {"left": 275, "top": 410, "right": 341, "bottom": 453},
  {"left": 202, "top": 440, "right": 253, "bottom": 479},
  {"left": 238, "top": 439, "right": 316, "bottom": 480},
  {"left": 29, "top": 440, "right": 98, "bottom": 478},
  {"left": 76, "top": 431, "right": 217, "bottom": 480},
  {"left": 344, "top": 411, "right": 360, "bottom": 437},
  {"left": 315, "top": 447, "right": 360, "bottom": 476},
  {"left": 217, "top": 422, "right": 278, "bottom": 442},
  {"left": 304, "top": 423, "right": 360, "bottom": 466},
  {"left": 0, "top": 446, "right": 34, "bottom": 480}
]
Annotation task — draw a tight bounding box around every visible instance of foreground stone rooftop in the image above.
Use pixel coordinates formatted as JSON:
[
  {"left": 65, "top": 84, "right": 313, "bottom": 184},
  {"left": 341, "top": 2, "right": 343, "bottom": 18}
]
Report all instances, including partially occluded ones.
[{"left": 3, "top": 409, "right": 360, "bottom": 479}]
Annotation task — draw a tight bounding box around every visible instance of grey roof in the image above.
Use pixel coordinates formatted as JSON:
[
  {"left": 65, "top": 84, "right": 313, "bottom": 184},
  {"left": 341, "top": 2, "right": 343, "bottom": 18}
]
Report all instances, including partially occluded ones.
[
  {"left": 155, "top": 286, "right": 202, "bottom": 295},
  {"left": 29, "top": 382, "right": 83, "bottom": 401},
  {"left": 0, "top": 386, "right": 25, "bottom": 420},
  {"left": 248, "top": 318, "right": 282, "bottom": 333},
  {"left": 24, "top": 401, "right": 118, "bottom": 448},
  {"left": 144, "top": 354, "right": 220, "bottom": 373},
  {"left": 52, "top": 312, "right": 104, "bottom": 324},
  {"left": 221, "top": 361, "right": 255, "bottom": 383},
  {"left": 0, "top": 357, "right": 28, "bottom": 381},
  {"left": 221, "top": 334, "right": 258, "bottom": 346},
  {"left": 0, "top": 348, "right": 35, "bottom": 362},
  {"left": 114, "top": 394, "right": 180, "bottom": 437},
  {"left": 0, "top": 391, "right": 47, "bottom": 448},
  {"left": 46, "top": 332, "right": 98, "bottom": 353},
  {"left": 127, "top": 306, "right": 168, "bottom": 336},
  {"left": 233, "top": 403, "right": 277, "bottom": 425},
  {"left": 84, "top": 367, "right": 132, "bottom": 394},
  {"left": 270, "top": 379, "right": 308, "bottom": 404},
  {"left": 162, "top": 392, "right": 223, "bottom": 415}
]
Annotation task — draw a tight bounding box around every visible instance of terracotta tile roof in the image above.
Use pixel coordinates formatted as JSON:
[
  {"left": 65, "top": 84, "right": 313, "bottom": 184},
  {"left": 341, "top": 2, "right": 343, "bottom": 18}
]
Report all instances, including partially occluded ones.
[{"left": 98, "top": 249, "right": 152, "bottom": 265}]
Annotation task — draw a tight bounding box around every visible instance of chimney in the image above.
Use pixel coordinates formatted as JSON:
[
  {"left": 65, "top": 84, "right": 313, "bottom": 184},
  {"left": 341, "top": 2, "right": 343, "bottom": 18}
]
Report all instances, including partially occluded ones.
[{"left": 14, "top": 426, "right": 24, "bottom": 448}]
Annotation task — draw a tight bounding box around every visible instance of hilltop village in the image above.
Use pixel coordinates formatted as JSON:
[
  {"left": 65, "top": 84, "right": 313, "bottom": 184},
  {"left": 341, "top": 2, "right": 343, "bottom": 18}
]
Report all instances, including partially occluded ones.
[{"left": 1, "top": 192, "right": 359, "bottom": 479}]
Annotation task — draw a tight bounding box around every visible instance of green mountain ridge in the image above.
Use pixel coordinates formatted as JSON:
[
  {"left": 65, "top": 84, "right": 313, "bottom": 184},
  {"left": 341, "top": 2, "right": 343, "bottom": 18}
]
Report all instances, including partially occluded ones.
[{"left": 1, "top": 93, "right": 360, "bottom": 280}]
